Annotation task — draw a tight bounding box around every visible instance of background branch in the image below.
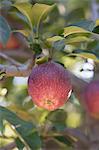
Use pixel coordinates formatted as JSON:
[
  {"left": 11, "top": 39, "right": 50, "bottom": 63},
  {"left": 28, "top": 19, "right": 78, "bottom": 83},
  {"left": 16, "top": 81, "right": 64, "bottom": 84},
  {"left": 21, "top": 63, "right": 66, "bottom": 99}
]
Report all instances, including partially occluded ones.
[
  {"left": 0, "top": 49, "right": 32, "bottom": 59},
  {"left": 0, "top": 52, "right": 21, "bottom": 67},
  {"left": 0, "top": 54, "right": 35, "bottom": 77}
]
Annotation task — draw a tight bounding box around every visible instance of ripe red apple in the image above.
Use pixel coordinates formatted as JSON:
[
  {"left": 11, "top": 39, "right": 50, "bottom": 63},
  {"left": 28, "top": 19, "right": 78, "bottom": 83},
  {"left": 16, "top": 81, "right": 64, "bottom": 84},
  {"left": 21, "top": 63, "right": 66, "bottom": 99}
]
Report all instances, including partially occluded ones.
[
  {"left": 83, "top": 80, "right": 99, "bottom": 119},
  {"left": 0, "top": 34, "right": 20, "bottom": 50},
  {"left": 28, "top": 62, "right": 72, "bottom": 111}
]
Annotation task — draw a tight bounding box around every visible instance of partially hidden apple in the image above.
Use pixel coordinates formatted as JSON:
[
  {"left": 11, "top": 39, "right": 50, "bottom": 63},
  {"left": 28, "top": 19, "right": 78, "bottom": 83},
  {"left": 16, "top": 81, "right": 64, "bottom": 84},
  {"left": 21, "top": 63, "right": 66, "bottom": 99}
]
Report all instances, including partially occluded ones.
[
  {"left": 0, "top": 34, "right": 21, "bottom": 50},
  {"left": 28, "top": 61, "right": 72, "bottom": 111},
  {"left": 83, "top": 80, "right": 99, "bottom": 119}
]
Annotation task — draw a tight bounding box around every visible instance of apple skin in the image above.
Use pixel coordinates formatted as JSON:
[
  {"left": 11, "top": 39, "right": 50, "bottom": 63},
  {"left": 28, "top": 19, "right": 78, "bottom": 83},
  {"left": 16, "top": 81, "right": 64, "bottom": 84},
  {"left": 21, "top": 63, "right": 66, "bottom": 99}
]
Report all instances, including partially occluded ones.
[
  {"left": 28, "top": 62, "right": 72, "bottom": 111},
  {"left": 83, "top": 80, "right": 99, "bottom": 119},
  {"left": 0, "top": 34, "right": 20, "bottom": 50}
]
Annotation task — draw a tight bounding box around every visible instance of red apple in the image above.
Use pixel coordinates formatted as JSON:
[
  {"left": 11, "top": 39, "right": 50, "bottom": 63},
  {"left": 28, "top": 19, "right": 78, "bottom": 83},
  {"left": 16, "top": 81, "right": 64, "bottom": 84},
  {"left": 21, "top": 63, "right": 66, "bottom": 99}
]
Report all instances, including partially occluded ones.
[
  {"left": 28, "top": 62, "right": 72, "bottom": 111},
  {"left": 0, "top": 34, "right": 20, "bottom": 50},
  {"left": 83, "top": 80, "right": 99, "bottom": 119}
]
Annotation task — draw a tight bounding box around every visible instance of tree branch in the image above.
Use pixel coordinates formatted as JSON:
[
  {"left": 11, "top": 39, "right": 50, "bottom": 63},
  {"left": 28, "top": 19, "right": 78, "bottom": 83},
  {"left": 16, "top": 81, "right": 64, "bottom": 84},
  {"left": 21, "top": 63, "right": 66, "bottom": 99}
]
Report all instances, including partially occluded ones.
[
  {"left": 0, "top": 49, "right": 32, "bottom": 59},
  {"left": 0, "top": 52, "right": 21, "bottom": 67},
  {"left": 62, "top": 128, "right": 89, "bottom": 145},
  {"left": 0, "top": 55, "right": 35, "bottom": 77}
]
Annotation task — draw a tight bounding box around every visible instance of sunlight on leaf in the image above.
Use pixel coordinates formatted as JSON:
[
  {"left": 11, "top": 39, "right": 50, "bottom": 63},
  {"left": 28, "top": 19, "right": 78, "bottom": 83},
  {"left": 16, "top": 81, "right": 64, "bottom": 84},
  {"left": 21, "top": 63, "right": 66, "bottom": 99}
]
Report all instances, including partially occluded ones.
[
  {"left": 13, "top": 29, "right": 30, "bottom": 37},
  {"left": 47, "top": 36, "right": 64, "bottom": 44},
  {"left": 32, "top": 3, "right": 56, "bottom": 27},
  {"left": 12, "top": 2, "right": 33, "bottom": 28},
  {"left": 63, "top": 26, "right": 91, "bottom": 37},
  {"left": 68, "top": 52, "right": 99, "bottom": 62},
  {"left": 65, "top": 36, "right": 93, "bottom": 44}
]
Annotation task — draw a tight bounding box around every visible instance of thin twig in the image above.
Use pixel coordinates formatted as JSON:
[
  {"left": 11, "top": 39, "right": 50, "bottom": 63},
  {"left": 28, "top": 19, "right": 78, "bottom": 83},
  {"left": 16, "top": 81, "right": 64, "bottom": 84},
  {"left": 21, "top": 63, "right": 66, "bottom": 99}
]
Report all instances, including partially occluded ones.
[
  {"left": 0, "top": 52, "right": 21, "bottom": 67},
  {"left": 62, "top": 128, "right": 89, "bottom": 145},
  {"left": 0, "top": 54, "right": 35, "bottom": 77},
  {"left": 1, "top": 49, "right": 32, "bottom": 59}
]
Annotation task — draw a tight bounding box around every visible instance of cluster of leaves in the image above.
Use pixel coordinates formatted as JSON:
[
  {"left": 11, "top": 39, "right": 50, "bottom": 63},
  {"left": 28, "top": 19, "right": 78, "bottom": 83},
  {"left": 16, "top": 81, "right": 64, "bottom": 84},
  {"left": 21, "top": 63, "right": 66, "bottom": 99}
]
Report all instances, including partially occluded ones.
[{"left": 0, "top": 0, "right": 99, "bottom": 149}]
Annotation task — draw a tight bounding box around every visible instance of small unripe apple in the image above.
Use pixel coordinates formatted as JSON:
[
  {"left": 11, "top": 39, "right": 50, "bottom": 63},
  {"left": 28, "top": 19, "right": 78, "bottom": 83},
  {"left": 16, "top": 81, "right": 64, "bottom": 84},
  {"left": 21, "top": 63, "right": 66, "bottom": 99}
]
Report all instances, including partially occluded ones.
[
  {"left": 0, "top": 34, "right": 20, "bottom": 50},
  {"left": 83, "top": 80, "right": 99, "bottom": 119},
  {"left": 28, "top": 62, "right": 72, "bottom": 111}
]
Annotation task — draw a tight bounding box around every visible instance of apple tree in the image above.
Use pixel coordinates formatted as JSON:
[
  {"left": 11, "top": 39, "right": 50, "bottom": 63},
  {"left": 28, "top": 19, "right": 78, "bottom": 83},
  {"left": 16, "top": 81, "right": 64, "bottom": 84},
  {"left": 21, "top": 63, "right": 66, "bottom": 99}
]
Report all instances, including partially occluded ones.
[{"left": 0, "top": 0, "right": 99, "bottom": 150}]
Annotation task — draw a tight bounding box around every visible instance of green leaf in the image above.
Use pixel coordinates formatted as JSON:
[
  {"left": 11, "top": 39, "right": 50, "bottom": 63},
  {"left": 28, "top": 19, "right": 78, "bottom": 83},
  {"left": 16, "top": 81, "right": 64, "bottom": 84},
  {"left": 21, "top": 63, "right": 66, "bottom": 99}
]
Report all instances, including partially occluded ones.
[
  {"left": 0, "top": 16, "right": 11, "bottom": 45},
  {"left": 55, "top": 136, "right": 73, "bottom": 147},
  {"left": 12, "top": 3, "right": 55, "bottom": 31},
  {"left": 16, "top": 138, "right": 25, "bottom": 150},
  {"left": 0, "top": 106, "right": 41, "bottom": 149},
  {"left": 46, "top": 36, "right": 65, "bottom": 51},
  {"left": 31, "top": 3, "right": 56, "bottom": 27},
  {"left": 47, "top": 109, "right": 67, "bottom": 131},
  {"left": 52, "top": 40, "right": 65, "bottom": 51},
  {"left": 63, "top": 26, "right": 91, "bottom": 37},
  {"left": 30, "top": 107, "right": 49, "bottom": 124},
  {"left": 47, "top": 36, "right": 64, "bottom": 44},
  {"left": 68, "top": 52, "right": 99, "bottom": 62},
  {"left": 13, "top": 29, "right": 30, "bottom": 37},
  {"left": 0, "top": 115, "right": 4, "bottom": 135},
  {"left": 72, "top": 20, "right": 95, "bottom": 31},
  {"left": 47, "top": 109, "right": 67, "bottom": 123},
  {"left": 65, "top": 36, "right": 93, "bottom": 44},
  {"left": 93, "top": 26, "right": 99, "bottom": 34},
  {"left": 12, "top": 2, "right": 33, "bottom": 29}
]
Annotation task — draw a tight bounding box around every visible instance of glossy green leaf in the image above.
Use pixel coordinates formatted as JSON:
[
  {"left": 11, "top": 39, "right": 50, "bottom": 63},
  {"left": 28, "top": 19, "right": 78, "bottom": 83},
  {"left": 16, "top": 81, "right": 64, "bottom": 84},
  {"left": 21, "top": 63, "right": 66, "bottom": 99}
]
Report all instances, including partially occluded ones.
[
  {"left": 63, "top": 26, "right": 91, "bottom": 37},
  {"left": 0, "top": 106, "right": 41, "bottom": 149},
  {"left": 65, "top": 36, "right": 93, "bottom": 44},
  {"left": 0, "top": 16, "right": 11, "bottom": 45},
  {"left": 12, "top": 2, "right": 33, "bottom": 28},
  {"left": 47, "top": 36, "right": 64, "bottom": 43},
  {"left": 68, "top": 52, "right": 99, "bottom": 62},
  {"left": 12, "top": 3, "right": 55, "bottom": 29},
  {"left": 13, "top": 29, "right": 30, "bottom": 37},
  {"left": 47, "top": 36, "right": 65, "bottom": 51},
  {"left": 31, "top": 3, "right": 56, "bottom": 27}
]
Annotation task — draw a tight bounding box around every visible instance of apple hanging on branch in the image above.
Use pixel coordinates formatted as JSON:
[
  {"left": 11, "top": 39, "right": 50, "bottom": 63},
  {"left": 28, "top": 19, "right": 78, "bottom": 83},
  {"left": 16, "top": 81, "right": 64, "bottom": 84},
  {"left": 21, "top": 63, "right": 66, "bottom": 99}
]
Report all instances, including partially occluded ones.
[
  {"left": 28, "top": 61, "right": 72, "bottom": 111},
  {"left": 0, "top": 2, "right": 99, "bottom": 150}
]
